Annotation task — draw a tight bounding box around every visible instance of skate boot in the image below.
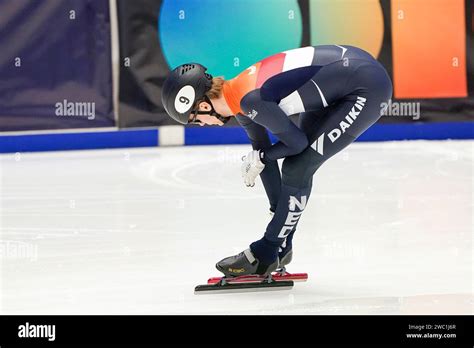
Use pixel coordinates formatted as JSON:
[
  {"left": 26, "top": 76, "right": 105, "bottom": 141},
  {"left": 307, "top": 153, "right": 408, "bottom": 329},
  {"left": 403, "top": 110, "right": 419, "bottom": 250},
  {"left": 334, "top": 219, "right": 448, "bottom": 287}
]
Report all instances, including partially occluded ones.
[
  {"left": 278, "top": 235, "right": 293, "bottom": 269},
  {"left": 268, "top": 211, "right": 294, "bottom": 269},
  {"left": 278, "top": 248, "right": 293, "bottom": 268},
  {"left": 216, "top": 248, "right": 279, "bottom": 278}
]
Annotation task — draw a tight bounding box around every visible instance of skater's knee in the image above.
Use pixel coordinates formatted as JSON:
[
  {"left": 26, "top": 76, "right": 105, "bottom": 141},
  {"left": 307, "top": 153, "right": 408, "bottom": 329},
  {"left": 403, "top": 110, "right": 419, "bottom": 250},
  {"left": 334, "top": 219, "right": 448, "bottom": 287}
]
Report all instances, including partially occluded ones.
[{"left": 282, "top": 147, "right": 320, "bottom": 188}]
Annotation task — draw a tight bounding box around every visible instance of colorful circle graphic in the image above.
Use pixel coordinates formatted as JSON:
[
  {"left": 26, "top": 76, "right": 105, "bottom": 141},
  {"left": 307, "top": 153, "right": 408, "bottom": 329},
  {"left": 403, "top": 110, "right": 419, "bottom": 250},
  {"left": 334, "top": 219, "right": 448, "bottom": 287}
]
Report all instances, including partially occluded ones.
[
  {"left": 309, "top": 0, "right": 384, "bottom": 58},
  {"left": 159, "top": 0, "right": 302, "bottom": 78}
]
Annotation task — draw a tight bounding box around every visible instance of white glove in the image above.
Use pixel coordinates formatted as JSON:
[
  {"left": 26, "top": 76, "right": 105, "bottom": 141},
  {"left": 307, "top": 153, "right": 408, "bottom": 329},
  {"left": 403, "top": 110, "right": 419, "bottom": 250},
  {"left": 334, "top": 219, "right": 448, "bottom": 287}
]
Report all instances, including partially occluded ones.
[{"left": 241, "top": 150, "right": 265, "bottom": 187}]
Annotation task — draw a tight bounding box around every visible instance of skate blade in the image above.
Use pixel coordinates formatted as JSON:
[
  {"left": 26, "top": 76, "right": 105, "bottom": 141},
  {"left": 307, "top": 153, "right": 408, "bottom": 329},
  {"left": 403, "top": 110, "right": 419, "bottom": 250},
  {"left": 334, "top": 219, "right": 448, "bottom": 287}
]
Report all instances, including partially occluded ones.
[
  {"left": 207, "top": 273, "right": 308, "bottom": 285},
  {"left": 194, "top": 280, "right": 294, "bottom": 295}
]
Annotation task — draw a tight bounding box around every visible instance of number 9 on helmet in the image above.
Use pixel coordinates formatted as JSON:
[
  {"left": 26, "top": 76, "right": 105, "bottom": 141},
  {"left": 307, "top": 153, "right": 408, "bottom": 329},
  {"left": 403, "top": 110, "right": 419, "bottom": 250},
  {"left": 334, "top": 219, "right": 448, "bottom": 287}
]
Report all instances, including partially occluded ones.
[{"left": 161, "top": 63, "right": 213, "bottom": 124}]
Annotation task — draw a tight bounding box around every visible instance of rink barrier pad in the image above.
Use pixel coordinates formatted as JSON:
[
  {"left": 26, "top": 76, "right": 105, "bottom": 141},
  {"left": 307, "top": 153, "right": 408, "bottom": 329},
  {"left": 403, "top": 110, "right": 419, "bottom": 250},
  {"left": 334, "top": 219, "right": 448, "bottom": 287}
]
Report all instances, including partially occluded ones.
[{"left": 0, "top": 121, "right": 472, "bottom": 153}]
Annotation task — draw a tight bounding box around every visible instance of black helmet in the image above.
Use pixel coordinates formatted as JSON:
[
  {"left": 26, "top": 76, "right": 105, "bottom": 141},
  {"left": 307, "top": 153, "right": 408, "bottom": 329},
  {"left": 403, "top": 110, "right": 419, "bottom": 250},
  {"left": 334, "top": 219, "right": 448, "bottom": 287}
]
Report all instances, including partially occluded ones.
[{"left": 161, "top": 63, "right": 213, "bottom": 124}]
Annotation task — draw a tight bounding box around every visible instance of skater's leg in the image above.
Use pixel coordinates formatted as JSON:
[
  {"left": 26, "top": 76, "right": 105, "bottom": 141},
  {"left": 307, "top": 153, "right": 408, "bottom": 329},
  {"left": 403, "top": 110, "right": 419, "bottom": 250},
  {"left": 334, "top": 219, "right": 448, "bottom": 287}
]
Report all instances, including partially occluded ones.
[
  {"left": 274, "top": 109, "right": 328, "bottom": 260},
  {"left": 250, "top": 147, "right": 319, "bottom": 265},
  {"left": 298, "top": 109, "right": 328, "bottom": 137}
]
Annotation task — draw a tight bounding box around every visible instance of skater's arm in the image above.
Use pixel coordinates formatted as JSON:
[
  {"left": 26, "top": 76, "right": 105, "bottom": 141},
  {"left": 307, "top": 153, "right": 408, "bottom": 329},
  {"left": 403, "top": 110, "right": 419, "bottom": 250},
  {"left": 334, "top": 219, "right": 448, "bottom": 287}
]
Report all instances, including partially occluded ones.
[
  {"left": 236, "top": 114, "right": 281, "bottom": 212},
  {"left": 240, "top": 90, "right": 308, "bottom": 161}
]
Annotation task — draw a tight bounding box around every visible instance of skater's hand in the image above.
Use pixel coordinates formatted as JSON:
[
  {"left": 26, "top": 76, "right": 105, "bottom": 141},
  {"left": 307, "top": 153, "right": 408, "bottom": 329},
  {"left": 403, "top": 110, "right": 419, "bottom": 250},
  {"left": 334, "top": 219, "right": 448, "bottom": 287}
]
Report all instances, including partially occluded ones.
[{"left": 241, "top": 150, "right": 265, "bottom": 187}]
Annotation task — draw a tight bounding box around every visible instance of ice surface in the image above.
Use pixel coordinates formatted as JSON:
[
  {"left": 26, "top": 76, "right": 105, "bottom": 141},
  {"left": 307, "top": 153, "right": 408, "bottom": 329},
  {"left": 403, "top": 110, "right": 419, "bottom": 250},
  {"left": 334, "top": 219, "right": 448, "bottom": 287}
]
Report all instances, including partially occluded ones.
[{"left": 0, "top": 140, "right": 472, "bottom": 314}]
